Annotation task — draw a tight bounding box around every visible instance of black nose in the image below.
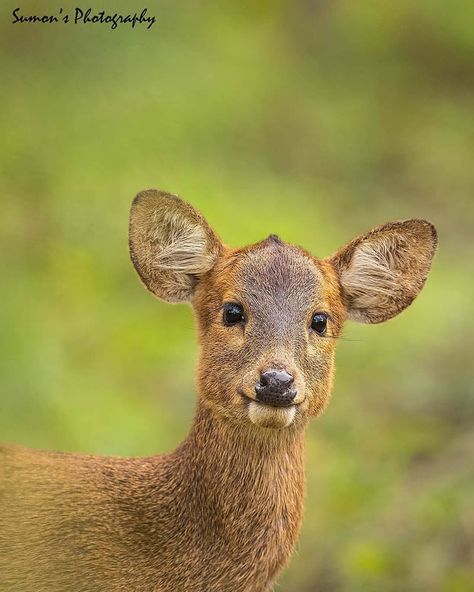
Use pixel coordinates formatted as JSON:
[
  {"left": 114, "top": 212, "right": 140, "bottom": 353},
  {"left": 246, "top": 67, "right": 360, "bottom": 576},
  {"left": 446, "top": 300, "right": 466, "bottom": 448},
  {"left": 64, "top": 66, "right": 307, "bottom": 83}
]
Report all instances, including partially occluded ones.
[{"left": 255, "top": 369, "right": 296, "bottom": 407}]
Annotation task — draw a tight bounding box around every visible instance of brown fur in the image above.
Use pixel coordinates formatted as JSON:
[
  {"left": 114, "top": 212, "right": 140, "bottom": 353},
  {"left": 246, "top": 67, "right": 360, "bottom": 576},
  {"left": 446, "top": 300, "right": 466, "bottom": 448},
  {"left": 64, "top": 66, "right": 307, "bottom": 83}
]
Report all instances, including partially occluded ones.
[{"left": 0, "top": 190, "right": 438, "bottom": 591}]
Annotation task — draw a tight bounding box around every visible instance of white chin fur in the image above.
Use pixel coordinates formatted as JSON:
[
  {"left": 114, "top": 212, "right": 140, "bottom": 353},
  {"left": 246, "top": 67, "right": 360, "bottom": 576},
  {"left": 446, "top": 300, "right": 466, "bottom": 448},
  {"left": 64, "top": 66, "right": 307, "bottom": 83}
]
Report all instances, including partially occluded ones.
[{"left": 248, "top": 401, "right": 296, "bottom": 429}]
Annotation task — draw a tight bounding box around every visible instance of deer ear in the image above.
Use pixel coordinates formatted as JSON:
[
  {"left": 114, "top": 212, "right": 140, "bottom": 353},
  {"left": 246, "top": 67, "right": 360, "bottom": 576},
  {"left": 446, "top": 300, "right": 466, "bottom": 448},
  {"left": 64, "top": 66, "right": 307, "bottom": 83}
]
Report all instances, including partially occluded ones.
[
  {"left": 129, "top": 189, "right": 222, "bottom": 302},
  {"left": 328, "top": 219, "right": 438, "bottom": 323}
]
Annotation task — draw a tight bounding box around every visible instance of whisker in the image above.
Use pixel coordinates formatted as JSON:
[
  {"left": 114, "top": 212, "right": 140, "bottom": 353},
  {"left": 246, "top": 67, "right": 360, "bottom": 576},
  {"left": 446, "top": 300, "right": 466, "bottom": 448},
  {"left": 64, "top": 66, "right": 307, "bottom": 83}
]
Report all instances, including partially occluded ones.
[{"left": 318, "top": 333, "right": 362, "bottom": 342}]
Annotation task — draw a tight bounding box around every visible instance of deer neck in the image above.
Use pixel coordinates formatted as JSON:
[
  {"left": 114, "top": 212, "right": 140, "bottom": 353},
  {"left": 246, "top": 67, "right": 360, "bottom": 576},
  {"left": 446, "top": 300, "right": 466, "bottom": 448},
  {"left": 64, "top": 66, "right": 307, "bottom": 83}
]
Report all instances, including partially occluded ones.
[{"left": 175, "top": 400, "right": 306, "bottom": 545}]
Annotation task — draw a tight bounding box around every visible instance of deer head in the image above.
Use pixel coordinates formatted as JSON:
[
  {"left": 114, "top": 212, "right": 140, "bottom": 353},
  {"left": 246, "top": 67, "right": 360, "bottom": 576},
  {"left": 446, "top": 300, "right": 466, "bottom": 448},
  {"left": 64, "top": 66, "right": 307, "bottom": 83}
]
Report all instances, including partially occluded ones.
[{"left": 129, "top": 190, "right": 437, "bottom": 431}]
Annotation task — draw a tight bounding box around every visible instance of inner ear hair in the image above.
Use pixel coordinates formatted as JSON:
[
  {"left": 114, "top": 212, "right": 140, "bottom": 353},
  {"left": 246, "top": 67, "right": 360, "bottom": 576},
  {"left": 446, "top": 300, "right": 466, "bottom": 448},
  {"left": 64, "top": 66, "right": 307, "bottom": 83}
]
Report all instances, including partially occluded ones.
[
  {"left": 129, "top": 189, "right": 222, "bottom": 303},
  {"left": 328, "top": 219, "right": 438, "bottom": 324}
]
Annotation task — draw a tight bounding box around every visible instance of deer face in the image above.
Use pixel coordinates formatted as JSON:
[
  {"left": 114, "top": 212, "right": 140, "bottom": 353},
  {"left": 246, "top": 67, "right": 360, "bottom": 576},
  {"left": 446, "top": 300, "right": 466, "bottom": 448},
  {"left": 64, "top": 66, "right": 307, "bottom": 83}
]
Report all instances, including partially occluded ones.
[
  {"left": 129, "top": 190, "right": 437, "bottom": 430},
  {"left": 192, "top": 238, "right": 344, "bottom": 429}
]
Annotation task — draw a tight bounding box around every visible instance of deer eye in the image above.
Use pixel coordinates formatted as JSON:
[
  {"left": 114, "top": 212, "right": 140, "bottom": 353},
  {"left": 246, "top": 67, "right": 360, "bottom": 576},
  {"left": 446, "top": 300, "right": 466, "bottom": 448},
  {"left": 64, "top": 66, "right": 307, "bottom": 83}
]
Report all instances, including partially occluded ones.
[
  {"left": 223, "top": 303, "right": 245, "bottom": 326},
  {"left": 311, "top": 312, "right": 328, "bottom": 335}
]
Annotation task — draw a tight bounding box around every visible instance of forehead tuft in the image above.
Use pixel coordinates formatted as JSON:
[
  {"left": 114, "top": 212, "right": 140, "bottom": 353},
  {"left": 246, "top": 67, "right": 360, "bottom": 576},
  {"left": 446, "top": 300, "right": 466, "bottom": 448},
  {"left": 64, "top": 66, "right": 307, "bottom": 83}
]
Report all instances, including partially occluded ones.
[{"left": 266, "top": 234, "right": 282, "bottom": 244}]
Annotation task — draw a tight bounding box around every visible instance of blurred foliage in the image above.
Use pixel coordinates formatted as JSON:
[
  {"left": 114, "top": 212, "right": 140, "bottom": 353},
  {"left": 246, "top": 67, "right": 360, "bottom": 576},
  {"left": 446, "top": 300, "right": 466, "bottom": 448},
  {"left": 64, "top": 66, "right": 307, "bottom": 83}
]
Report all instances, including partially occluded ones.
[{"left": 1, "top": 1, "right": 473, "bottom": 590}]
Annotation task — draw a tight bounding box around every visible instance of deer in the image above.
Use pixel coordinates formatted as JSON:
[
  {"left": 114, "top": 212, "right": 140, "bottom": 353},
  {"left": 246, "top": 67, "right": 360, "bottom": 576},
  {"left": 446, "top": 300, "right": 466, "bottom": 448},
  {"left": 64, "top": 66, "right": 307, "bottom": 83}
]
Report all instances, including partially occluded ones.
[{"left": 0, "top": 189, "right": 437, "bottom": 592}]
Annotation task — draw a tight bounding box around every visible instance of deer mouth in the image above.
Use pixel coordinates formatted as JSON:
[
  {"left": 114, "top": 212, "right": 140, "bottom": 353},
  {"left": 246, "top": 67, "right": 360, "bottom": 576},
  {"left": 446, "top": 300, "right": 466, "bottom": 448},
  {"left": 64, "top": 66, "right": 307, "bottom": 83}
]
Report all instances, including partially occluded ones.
[
  {"left": 239, "top": 392, "right": 298, "bottom": 428},
  {"left": 240, "top": 391, "right": 296, "bottom": 407}
]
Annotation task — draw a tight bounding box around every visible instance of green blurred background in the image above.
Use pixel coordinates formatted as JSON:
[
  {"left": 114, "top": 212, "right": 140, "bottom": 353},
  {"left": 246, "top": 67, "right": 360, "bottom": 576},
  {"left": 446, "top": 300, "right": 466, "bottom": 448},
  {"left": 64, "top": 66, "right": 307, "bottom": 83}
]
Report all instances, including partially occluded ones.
[{"left": 1, "top": 1, "right": 473, "bottom": 590}]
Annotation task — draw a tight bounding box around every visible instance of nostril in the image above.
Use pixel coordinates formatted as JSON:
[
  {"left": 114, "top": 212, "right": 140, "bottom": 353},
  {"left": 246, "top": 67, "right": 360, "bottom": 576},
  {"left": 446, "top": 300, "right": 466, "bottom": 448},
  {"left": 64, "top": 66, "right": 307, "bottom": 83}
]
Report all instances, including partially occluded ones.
[{"left": 279, "top": 371, "right": 294, "bottom": 388}]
